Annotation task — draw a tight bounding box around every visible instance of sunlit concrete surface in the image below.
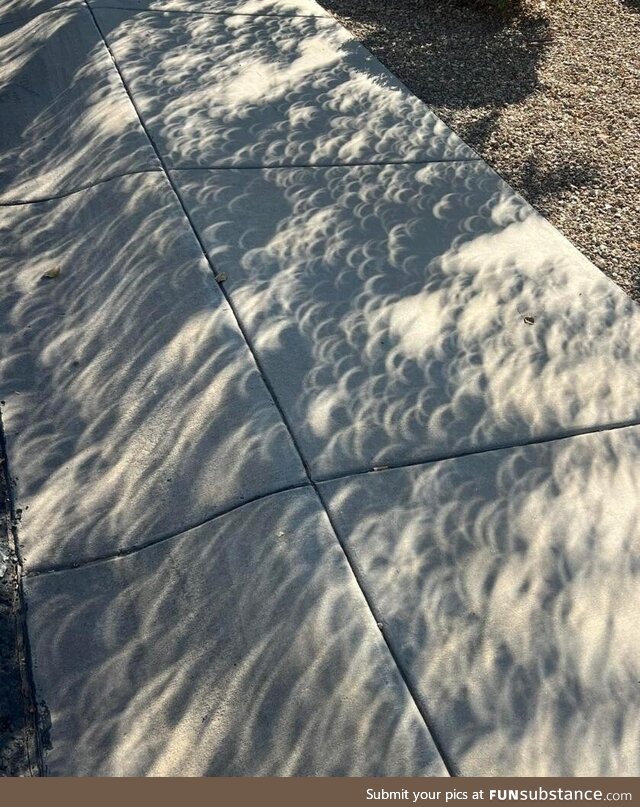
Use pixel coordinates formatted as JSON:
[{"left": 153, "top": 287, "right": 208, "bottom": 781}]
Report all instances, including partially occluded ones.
[
  {"left": 25, "top": 488, "right": 448, "bottom": 776},
  {"left": 173, "top": 163, "right": 640, "bottom": 479},
  {"left": 0, "top": 0, "right": 80, "bottom": 24},
  {"left": 0, "top": 6, "right": 158, "bottom": 201},
  {"left": 92, "top": 7, "right": 476, "bottom": 168},
  {"left": 88, "top": 0, "right": 330, "bottom": 15},
  {"left": 320, "top": 426, "right": 640, "bottom": 776},
  {"left": 0, "top": 172, "right": 306, "bottom": 572}
]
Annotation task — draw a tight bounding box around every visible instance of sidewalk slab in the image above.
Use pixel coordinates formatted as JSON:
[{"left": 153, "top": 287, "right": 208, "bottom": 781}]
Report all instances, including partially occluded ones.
[
  {"left": 0, "top": 172, "right": 306, "bottom": 573},
  {"left": 0, "top": 7, "right": 158, "bottom": 202},
  {"left": 172, "top": 162, "right": 640, "bottom": 480},
  {"left": 319, "top": 426, "right": 640, "bottom": 776},
  {"left": 25, "top": 487, "right": 447, "bottom": 776},
  {"left": 89, "top": 0, "right": 330, "bottom": 15},
  {"left": 92, "top": 8, "right": 475, "bottom": 168}
]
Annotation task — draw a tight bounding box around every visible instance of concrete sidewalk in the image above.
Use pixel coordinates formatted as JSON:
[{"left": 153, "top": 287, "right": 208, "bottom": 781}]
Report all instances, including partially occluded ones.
[{"left": 1, "top": 0, "right": 639, "bottom": 776}]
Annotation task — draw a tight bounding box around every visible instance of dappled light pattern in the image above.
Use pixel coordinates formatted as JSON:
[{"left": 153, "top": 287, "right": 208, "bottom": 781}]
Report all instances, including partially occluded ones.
[
  {"left": 0, "top": 173, "right": 305, "bottom": 572},
  {"left": 0, "top": 0, "right": 79, "bottom": 24},
  {"left": 173, "top": 162, "right": 640, "bottom": 478},
  {"left": 89, "top": 0, "right": 329, "bottom": 15},
  {"left": 94, "top": 7, "right": 475, "bottom": 168},
  {"left": 25, "top": 488, "right": 447, "bottom": 775},
  {"left": 321, "top": 426, "right": 640, "bottom": 776},
  {"left": 6, "top": 0, "right": 639, "bottom": 778},
  {"left": 0, "top": 7, "right": 158, "bottom": 202}
]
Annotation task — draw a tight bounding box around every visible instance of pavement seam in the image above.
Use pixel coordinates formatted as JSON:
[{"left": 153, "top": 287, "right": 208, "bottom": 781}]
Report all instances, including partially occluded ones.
[
  {"left": 25, "top": 418, "right": 640, "bottom": 579},
  {"left": 0, "top": 168, "right": 164, "bottom": 207},
  {"left": 0, "top": 4, "right": 325, "bottom": 27},
  {"left": 87, "top": 5, "right": 328, "bottom": 19},
  {"left": 24, "top": 482, "right": 311, "bottom": 577},
  {"left": 169, "top": 158, "right": 482, "bottom": 171},
  {"left": 313, "top": 417, "right": 640, "bottom": 485},
  {"left": 313, "top": 482, "right": 457, "bottom": 777},
  {"left": 84, "top": 0, "right": 454, "bottom": 773}
]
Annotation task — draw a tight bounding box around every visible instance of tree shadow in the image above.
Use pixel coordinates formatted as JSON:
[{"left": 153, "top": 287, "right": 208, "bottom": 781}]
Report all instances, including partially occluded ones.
[
  {"left": 1, "top": 1, "right": 448, "bottom": 777},
  {"left": 319, "top": 0, "right": 550, "bottom": 114},
  {"left": 88, "top": 0, "right": 330, "bottom": 14},
  {"left": 0, "top": 171, "right": 309, "bottom": 571},
  {"left": 0, "top": 0, "right": 79, "bottom": 25},
  {"left": 518, "top": 158, "right": 601, "bottom": 212}
]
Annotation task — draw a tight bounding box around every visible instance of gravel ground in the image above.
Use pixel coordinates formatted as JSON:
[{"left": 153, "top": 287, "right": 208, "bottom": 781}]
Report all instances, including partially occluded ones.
[
  {"left": 0, "top": 426, "right": 31, "bottom": 777},
  {"left": 322, "top": 0, "right": 640, "bottom": 301}
]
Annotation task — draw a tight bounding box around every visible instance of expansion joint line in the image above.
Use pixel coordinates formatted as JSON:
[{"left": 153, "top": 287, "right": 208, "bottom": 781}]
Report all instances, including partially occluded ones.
[
  {"left": 170, "top": 158, "right": 482, "bottom": 171},
  {"left": 83, "top": 5, "right": 329, "bottom": 19},
  {"left": 26, "top": 482, "right": 311, "bottom": 577},
  {"left": 0, "top": 169, "right": 164, "bottom": 207},
  {"left": 314, "top": 418, "right": 640, "bottom": 485},
  {"left": 84, "top": 0, "right": 457, "bottom": 775},
  {"left": 28, "top": 414, "right": 640, "bottom": 577}
]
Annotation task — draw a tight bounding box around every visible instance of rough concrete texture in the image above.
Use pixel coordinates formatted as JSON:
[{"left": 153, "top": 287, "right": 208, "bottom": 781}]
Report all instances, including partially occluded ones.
[
  {"left": 89, "top": 0, "right": 330, "bottom": 15},
  {"left": 320, "top": 426, "right": 640, "bottom": 776},
  {"left": 25, "top": 487, "right": 448, "bottom": 776},
  {"left": 0, "top": 172, "right": 306, "bottom": 572},
  {"left": 0, "top": 7, "right": 158, "bottom": 202},
  {"left": 172, "top": 163, "right": 640, "bottom": 479},
  {"left": 92, "top": 7, "right": 476, "bottom": 168}
]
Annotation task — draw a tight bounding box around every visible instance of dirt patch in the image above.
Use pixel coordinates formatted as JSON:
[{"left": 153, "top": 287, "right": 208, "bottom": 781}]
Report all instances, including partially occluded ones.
[
  {"left": 322, "top": 0, "right": 640, "bottom": 300},
  {"left": 0, "top": 426, "right": 32, "bottom": 776}
]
